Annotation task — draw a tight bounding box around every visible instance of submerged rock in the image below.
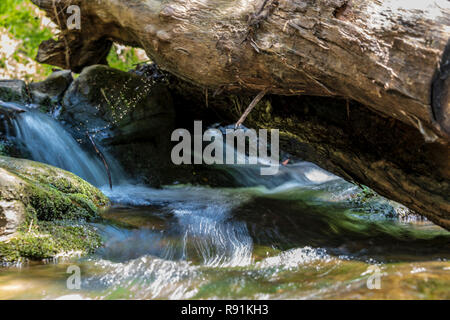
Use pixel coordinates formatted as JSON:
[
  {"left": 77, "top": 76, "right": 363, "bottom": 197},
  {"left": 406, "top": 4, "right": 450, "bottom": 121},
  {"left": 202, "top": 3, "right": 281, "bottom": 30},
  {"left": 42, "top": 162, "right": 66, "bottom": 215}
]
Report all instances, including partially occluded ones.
[{"left": 0, "top": 156, "right": 109, "bottom": 263}]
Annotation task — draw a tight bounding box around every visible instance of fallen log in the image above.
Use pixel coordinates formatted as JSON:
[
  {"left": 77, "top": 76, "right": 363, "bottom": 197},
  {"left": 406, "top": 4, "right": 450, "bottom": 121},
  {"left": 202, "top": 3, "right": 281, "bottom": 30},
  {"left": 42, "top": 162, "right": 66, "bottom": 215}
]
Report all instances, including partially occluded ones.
[
  {"left": 31, "top": 0, "right": 450, "bottom": 229},
  {"left": 31, "top": 0, "right": 450, "bottom": 138}
]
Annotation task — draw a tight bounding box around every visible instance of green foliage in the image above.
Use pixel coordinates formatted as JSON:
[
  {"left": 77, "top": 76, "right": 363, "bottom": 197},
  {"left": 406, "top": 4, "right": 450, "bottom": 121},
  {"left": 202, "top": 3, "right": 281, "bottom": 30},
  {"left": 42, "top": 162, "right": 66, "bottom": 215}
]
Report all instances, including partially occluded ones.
[
  {"left": 0, "top": 1, "right": 147, "bottom": 81},
  {"left": 0, "top": 0, "right": 51, "bottom": 56},
  {"left": 107, "top": 45, "right": 146, "bottom": 72},
  {"left": 0, "top": 0, "right": 55, "bottom": 78}
]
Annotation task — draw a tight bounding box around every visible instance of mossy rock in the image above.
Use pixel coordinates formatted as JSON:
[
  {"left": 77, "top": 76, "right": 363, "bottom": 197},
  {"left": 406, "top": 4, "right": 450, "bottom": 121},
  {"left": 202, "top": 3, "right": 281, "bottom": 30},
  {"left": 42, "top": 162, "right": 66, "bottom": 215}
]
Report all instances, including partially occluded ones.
[
  {"left": 0, "top": 156, "right": 109, "bottom": 263},
  {"left": 61, "top": 64, "right": 167, "bottom": 133},
  {"left": 0, "top": 141, "right": 8, "bottom": 156},
  {"left": 0, "top": 80, "right": 28, "bottom": 103},
  {"left": 0, "top": 221, "right": 102, "bottom": 263},
  {"left": 29, "top": 70, "right": 73, "bottom": 112}
]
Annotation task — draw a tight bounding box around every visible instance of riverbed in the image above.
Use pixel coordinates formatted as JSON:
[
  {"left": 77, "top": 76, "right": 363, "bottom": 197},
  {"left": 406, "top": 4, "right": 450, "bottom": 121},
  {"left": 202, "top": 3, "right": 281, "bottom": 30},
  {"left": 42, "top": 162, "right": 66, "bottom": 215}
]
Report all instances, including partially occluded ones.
[{"left": 1, "top": 164, "right": 449, "bottom": 299}]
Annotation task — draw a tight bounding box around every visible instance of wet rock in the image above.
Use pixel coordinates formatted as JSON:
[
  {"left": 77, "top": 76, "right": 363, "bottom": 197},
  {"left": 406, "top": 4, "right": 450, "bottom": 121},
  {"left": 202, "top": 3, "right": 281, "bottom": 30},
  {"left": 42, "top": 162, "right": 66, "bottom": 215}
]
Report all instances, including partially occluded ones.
[
  {"left": 29, "top": 70, "right": 73, "bottom": 105},
  {"left": 61, "top": 64, "right": 171, "bottom": 135},
  {"left": 0, "top": 156, "right": 108, "bottom": 262},
  {"left": 61, "top": 65, "right": 177, "bottom": 185},
  {"left": 0, "top": 167, "right": 27, "bottom": 240},
  {"left": 0, "top": 80, "right": 28, "bottom": 103},
  {"left": 0, "top": 200, "right": 26, "bottom": 240}
]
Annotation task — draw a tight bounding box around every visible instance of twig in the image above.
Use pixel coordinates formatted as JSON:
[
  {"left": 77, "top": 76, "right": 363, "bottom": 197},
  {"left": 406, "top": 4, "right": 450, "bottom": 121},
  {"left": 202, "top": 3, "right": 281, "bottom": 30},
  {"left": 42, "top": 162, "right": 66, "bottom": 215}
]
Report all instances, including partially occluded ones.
[
  {"left": 235, "top": 88, "right": 269, "bottom": 128},
  {"left": 213, "top": 86, "right": 225, "bottom": 97},
  {"left": 100, "top": 88, "right": 114, "bottom": 108},
  {"left": 86, "top": 132, "right": 113, "bottom": 190},
  {"left": 28, "top": 219, "right": 33, "bottom": 233}
]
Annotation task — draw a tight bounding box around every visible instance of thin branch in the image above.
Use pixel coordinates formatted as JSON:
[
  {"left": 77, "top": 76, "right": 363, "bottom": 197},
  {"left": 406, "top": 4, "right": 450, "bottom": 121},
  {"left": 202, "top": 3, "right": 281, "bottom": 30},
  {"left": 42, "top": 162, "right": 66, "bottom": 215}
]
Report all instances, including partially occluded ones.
[
  {"left": 86, "top": 132, "right": 113, "bottom": 190},
  {"left": 235, "top": 88, "right": 269, "bottom": 128},
  {"left": 28, "top": 219, "right": 33, "bottom": 233}
]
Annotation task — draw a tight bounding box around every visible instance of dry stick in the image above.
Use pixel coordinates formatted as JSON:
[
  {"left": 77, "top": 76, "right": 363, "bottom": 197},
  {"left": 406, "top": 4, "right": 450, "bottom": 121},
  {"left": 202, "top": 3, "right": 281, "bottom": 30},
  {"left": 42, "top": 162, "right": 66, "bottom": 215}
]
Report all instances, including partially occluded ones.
[
  {"left": 86, "top": 132, "right": 113, "bottom": 190},
  {"left": 28, "top": 219, "right": 33, "bottom": 233},
  {"left": 100, "top": 88, "right": 113, "bottom": 108},
  {"left": 235, "top": 88, "right": 269, "bottom": 128}
]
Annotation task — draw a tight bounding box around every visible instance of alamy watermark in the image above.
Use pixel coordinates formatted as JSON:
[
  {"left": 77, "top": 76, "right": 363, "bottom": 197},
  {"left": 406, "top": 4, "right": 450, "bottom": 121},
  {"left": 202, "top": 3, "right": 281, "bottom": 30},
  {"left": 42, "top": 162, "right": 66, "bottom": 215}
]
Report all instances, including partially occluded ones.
[
  {"left": 171, "top": 121, "right": 280, "bottom": 175},
  {"left": 66, "top": 5, "right": 81, "bottom": 30},
  {"left": 365, "top": 265, "right": 383, "bottom": 290},
  {"left": 38, "top": 1, "right": 81, "bottom": 30},
  {"left": 66, "top": 265, "right": 81, "bottom": 290}
]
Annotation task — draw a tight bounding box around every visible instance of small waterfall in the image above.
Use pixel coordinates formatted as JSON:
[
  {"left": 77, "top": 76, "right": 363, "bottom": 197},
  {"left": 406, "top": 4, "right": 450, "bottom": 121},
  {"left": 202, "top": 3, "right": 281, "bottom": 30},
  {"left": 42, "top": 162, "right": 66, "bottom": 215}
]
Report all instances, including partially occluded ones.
[
  {"left": 5, "top": 103, "right": 122, "bottom": 187},
  {"left": 200, "top": 124, "right": 340, "bottom": 189}
]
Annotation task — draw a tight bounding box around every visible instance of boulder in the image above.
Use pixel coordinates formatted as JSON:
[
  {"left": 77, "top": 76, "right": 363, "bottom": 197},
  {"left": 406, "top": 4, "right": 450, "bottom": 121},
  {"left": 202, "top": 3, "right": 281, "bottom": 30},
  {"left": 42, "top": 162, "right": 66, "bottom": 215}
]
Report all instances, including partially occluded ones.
[
  {"left": 29, "top": 70, "right": 73, "bottom": 105},
  {"left": 0, "top": 80, "right": 28, "bottom": 103},
  {"left": 61, "top": 65, "right": 176, "bottom": 184},
  {"left": 0, "top": 156, "right": 108, "bottom": 262}
]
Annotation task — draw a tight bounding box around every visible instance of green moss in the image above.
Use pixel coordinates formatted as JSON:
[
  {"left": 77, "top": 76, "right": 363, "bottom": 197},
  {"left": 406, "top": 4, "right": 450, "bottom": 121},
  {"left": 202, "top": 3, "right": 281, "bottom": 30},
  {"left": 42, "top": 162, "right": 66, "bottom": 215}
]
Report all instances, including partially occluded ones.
[
  {"left": 0, "top": 156, "right": 109, "bottom": 263},
  {"left": 69, "top": 193, "right": 99, "bottom": 216},
  {"left": 352, "top": 186, "right": 377, "bottom": 203},
  {"left": 0, "top": 142, "right": 8, "bottom": 156},
  {"left": 0, "top": 221, "right": 101, "bottom": 263},
  {"left": 0, "top": 86, "right": 23, "bottom": 102},
  {"left": 26, "top": 184, "right": 98, "bottom": 221},
  {"left": 0, "top": 156, "right": 109, "bottom": 208}
]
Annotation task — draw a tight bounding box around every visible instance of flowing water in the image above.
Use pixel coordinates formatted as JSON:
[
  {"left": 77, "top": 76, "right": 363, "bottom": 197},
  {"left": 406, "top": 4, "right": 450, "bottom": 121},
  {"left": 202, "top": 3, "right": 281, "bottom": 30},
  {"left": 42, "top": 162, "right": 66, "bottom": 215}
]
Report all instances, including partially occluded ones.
[
  {"left": 0, "top": 104, "right": 449, "bottom": 299},
  {"left": 3, "top": 102, "right": 124, "bottom": 186}
]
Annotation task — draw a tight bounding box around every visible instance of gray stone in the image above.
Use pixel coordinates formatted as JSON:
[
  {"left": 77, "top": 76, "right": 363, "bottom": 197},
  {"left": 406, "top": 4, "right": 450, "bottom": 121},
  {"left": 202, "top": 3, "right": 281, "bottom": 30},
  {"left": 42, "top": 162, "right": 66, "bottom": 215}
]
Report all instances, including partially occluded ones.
[
  {"left": 29, "top": 70, "right": 73, "bottom": 105},
  {"left": 0, "top": 200, "right": 26, "bottom": 241},
  {"left": 0, "top": 167, "right": 26, "bottom": 239},
  {"left": 0, "top": 80, "right": 27, "bottom": 103}
]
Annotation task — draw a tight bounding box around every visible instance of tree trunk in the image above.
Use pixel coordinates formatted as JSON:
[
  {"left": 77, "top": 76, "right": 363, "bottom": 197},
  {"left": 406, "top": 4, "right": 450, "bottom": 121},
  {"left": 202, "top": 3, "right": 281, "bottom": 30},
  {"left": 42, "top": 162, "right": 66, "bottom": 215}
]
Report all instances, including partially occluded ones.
[{"left": 31, "top": 0, "right": 450, "bottom": 229}]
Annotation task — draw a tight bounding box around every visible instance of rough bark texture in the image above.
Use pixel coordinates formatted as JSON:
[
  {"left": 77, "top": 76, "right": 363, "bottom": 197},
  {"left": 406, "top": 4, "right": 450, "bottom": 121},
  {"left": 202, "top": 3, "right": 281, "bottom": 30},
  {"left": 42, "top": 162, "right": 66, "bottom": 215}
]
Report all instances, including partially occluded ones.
[
  {"left": 32, "top": 0, "right": 450, "bottom": 138},
  {"left": 31, "top": 0, "right": 450, "bottom": 229}
]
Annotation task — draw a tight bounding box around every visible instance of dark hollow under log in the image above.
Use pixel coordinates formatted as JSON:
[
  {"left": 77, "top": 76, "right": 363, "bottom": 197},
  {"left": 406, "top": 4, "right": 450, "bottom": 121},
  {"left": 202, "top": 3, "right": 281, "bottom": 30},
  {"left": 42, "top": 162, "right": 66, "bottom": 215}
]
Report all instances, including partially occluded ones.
[{"left": 169, "top": 80, "right": 450, "bottom": 230}]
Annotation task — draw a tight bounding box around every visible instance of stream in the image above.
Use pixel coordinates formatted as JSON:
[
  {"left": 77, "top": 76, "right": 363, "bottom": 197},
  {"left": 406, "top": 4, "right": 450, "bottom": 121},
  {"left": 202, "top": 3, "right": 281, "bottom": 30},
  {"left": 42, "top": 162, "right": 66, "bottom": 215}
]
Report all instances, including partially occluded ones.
[{"left": 0, "top": 104, "right": 449, "bottom": 299}]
